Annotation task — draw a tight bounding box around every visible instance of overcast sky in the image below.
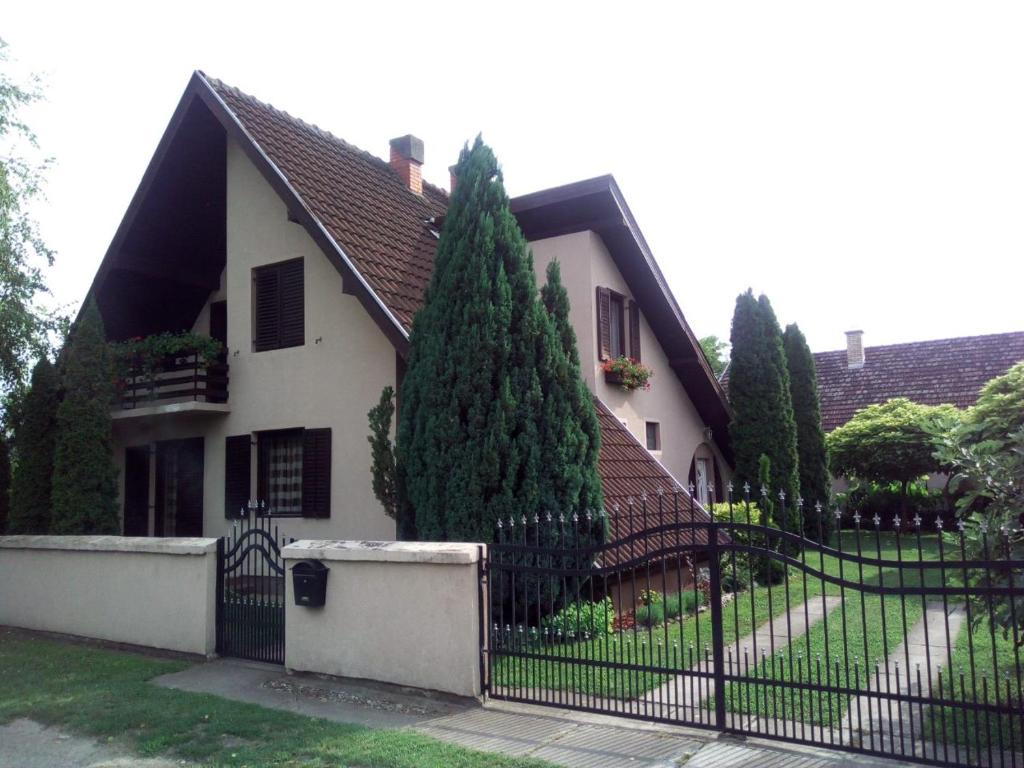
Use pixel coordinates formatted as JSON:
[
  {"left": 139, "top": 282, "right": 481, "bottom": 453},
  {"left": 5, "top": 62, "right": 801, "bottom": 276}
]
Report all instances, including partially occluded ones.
[{"left": 4, "top": 1, "right": 1023, "bottom": 353}]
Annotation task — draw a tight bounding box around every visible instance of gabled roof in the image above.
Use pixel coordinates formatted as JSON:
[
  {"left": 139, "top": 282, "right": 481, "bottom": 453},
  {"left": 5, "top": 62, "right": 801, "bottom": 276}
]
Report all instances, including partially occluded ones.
[
  {"left": 813, "top": 331, "right": 1024, "bottom": 432},
  {"left": 595, "top": 398, "right": 711, "bottom": 564},
  {"left": 86, "top": 72, "right": 732, "bottom": 461}
]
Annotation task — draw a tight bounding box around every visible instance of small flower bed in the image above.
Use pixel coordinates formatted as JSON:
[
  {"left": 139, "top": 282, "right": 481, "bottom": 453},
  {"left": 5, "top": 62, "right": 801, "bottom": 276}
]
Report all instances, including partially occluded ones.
[{"left": 601, "top": 356, "right": 653, "bottom": 391}]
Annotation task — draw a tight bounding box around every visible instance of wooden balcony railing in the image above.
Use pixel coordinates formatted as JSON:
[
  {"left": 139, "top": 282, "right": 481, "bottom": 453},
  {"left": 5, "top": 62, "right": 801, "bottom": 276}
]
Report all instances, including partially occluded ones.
[{"left": 114, "top": 353, "right": 229, "bottom": 410}]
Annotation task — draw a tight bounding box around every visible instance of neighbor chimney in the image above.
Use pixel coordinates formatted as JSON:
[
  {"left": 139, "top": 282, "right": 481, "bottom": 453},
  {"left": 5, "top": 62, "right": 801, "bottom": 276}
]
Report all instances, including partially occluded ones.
[
  {"left": 449, "top": 164, "right": 458, "bottom": 195},
  {"left": 389, "top": 135, "right": 424, "bottom": 195},
  {"left": 845, "top": 330, "right": 865, "bottom": 369}
]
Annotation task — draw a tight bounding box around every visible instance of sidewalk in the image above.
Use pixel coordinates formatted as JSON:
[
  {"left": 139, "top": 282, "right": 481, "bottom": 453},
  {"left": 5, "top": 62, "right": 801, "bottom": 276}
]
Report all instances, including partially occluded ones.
[{"left": 155, "top": 658, "right": 926, "bottom": 768}]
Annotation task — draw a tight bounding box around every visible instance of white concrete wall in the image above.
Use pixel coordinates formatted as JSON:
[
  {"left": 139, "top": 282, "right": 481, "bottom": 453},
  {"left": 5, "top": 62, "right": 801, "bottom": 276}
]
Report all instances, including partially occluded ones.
[
  {"left": 112, "top": 138, "right": 398, "bottom": 542},
  {"left": 530, "top": 231, "right": 731, "bottom": 486},
  {"left": 283, "top": 540, "right": 483, "bottom": 698},
  {"left": 0, "top": 536, "right": 218, "bottom": 656}
]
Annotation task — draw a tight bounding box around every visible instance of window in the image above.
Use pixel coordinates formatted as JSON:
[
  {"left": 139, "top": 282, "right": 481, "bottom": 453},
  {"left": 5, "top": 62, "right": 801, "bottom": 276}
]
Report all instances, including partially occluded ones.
[
  {"left": 233, "top": 427, "right": 332, "bottom": 519},
  {"left": 252, "top": 258, "right": 304, "bottom": 351},
  {"left": 645, "top": 421, "right": 661, "bottom": 451},
  {"left": 695, "top": 457, "right": 710, "bottom": 507},
  {"left": 609, "top": 294, "right": 625, "bottom": 358},
  {"left": 258, "top": 429, "right": 304, "bottom": 516},
  {"left": 597, "top": 287, "right": 640, "bottom": 361}
]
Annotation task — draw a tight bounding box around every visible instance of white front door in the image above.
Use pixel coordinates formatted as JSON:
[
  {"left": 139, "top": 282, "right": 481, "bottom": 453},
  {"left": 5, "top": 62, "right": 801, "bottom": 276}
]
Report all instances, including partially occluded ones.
[{"left": 696, "top": 458, "right": 710, "bottom": 507}]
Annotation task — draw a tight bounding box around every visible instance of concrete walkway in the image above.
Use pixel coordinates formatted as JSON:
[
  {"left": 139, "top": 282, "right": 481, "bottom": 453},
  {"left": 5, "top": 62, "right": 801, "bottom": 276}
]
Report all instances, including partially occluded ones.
[
  {"left": 646, "top": 595, "right": 843, "bottom": 721},
  {"left": 0, "top": 718, "right": 186, "bottom": 768},
  {"left": 154, "top": 658, "right": 927, "bottom": 768}
]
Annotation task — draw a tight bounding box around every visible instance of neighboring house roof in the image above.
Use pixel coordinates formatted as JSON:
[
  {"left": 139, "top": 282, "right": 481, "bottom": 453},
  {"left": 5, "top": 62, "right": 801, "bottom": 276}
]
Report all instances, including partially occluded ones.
[
  {"left": 595, "top": 399, "right": 711, "bottom": 563},
  {"left": 814, "top": 331, "right": 1024, "bottom": 432}
]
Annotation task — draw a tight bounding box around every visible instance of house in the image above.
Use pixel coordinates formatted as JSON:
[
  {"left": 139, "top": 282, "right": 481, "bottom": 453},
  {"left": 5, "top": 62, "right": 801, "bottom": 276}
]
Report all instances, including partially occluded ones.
[
  {"left": 87, "top": 72, "right": 732, "bottom": 545},
  {"left": 815, "top": 329, "right": 1024, "bottom": 490},
  {"left": 814, "top": 329, "right": 1024, "bottom": 433}
]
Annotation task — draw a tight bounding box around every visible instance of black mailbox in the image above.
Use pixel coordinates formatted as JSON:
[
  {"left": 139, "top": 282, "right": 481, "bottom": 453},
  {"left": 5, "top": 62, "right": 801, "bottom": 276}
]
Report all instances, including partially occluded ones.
[{"left": 292, "top": 560, "right": 329, "bottom": 607}]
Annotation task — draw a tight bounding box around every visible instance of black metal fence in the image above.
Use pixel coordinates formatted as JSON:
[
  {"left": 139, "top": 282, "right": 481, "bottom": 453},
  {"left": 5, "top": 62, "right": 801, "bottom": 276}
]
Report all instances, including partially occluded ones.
[
  {"left": 216, "top": 505, "right": 292, "bottom": 664},
  {"left": 483, "top": 486, "right": 1024, "bottom": 768}
]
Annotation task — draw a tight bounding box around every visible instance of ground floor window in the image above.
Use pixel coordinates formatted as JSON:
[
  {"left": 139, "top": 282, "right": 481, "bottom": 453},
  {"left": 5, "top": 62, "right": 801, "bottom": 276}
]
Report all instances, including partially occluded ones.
[{"left": 258, "top": 429, "right": 304, "bottom": 516}]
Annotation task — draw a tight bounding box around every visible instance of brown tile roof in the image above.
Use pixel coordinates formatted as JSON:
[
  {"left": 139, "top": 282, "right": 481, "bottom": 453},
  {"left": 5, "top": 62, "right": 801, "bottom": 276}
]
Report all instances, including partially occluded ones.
[
  {"left": 206, "top": 77, "right": 447, "bottom": 332},
  {"left": 595, "top": 399, "right": 711, "bottom": 562},
  {"left": 813, "top": 331, "right": 1024, "bottom": 432}
]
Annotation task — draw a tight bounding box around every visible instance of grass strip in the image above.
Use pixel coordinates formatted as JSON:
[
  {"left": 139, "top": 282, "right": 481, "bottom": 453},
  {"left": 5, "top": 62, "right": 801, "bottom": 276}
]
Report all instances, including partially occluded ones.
[{"left": 0, "top": 631, "right": 554, "bottom": 768}]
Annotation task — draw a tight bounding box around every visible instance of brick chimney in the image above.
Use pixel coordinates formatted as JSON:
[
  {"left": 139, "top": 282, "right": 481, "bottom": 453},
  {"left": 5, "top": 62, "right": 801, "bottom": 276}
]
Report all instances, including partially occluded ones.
[
  {"left": 389, "top": 135, "right": 424, "bottom": 195},
  {"left": 845, "top": 330, "right": 865, "bottom": 369},
  {"left": 448, "top": 164, "right": 458, "bottom": 195}
]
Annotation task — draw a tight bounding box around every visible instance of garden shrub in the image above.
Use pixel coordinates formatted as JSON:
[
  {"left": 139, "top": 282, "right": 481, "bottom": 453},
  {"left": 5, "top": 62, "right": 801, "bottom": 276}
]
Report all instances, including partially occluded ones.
[
  {"left": 710, "top": 500, "right": 786, "bottom": 586},
  {"left": 635, "top": 602, "right": 665, "bottom": 627},
  {"left": 638, "top": 588, "right": 661, "bottom": 606},
  {"left": 663, "top": 589, "right": 704, "bottom": 619},
  {"left": 542, "top": 597, "right": 615, "bottom": 639},
  {"left": 836, "top": 480, "right": 952, "bottom": 529}
]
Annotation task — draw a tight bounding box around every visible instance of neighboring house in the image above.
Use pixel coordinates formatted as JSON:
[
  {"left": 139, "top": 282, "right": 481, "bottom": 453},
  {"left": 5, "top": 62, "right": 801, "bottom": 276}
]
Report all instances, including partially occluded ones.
[
  {"left": 814, "top": 330, "right": 1024, "bottom": 433},
  {"left": 815, "top": 330, "right": 1024, "bottom": 489},
  {"left": 88, "top": 72, "right": 732, "bottom": 544}
]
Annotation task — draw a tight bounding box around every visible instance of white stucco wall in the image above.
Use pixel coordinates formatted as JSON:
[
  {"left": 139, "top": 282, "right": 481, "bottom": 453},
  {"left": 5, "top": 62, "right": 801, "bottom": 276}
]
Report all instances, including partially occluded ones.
[
  {"left": 283, "top": 540, "right": 483, "bottom": 698},
  {"left": 0, "top": 536, "right": 217, "bottom": 655},
  {"left": 530, "top": 231, "right": 731, "bottom": 486},
  {"left": 112, "top": 138, "right": 397, "bottom": 542}
]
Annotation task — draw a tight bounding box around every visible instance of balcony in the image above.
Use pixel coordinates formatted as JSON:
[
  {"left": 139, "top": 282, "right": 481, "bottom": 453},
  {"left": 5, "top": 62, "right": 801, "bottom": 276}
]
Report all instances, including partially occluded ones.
[{"left": 111, "top": 334, "right": 229, "bottom": 421}]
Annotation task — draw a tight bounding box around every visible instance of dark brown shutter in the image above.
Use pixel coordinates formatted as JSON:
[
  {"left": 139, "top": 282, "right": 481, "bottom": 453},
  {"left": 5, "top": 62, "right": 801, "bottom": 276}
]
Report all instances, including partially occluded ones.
[
  {"left": 597, "top": 287, "right": 611, "bottom": 361},
  {"left": 629, "top": 300, "right": 641, "bottom": 362},
  {"left": 302, "top": 428, "right": 331, "bottom": 518},
  {"left": 252, "top": 266, "right": 280, "bottom": 352},
  {"left": 279, "top": 258, "right": 305, "bottom": 348},
  {"left": 224, "top": 434, "right": 251, "bottom": 519}
]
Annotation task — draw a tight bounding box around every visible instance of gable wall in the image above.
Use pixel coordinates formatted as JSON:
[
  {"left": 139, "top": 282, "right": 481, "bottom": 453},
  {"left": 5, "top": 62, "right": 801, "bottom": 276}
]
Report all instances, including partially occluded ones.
[
  {"left": 529, "top": 231, "right": 731, "bottom": 489},
  {"left": 111, "top": 139, "right": 397, "bottom": 541}
]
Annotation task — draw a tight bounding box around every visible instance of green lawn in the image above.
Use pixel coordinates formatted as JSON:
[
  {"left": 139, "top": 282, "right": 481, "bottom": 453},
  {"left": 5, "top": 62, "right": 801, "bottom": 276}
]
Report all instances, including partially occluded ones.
[
  {"left": 924, "top": 617, "right": 1023, "bottom": 754},
  {"left": 493, "top": 578, "right": 813, "bottom": 699},
  {"left": 493, "top": 531, "right": 950, "bottom": 710},
  {"left": 719, "top": 532, "right": 958, "bottom": 726},
  {"left": 0, "top": 631, "right": 554, "bottom": 768}
]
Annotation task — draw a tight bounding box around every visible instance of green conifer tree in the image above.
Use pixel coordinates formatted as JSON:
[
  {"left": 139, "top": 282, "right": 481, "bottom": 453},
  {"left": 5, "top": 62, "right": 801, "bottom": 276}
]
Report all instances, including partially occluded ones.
[
  {"left": 397, "top": 137, "right": 544, "bottom": 543},
  {"left": 0, "top": 434, "right": 9, "bottom": 533},
  {"left": 727, "top": 290, "right": 800, "bottom": 530},
  {"left": 51, "top": 299, "right": 119, "bottom": 534},
  {"left": 539, "top": 260, "right": 604, "bottom": 522},
  {"left": 8, "top": 357, "right": 59, "bottom": 533},
  {"left": 783, "top": 323, "right": 831, "bottom": 538}
]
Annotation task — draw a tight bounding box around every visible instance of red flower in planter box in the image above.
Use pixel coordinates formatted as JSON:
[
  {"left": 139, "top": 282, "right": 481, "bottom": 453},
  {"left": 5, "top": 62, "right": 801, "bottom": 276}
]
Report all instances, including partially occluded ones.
[{"left": 601, "top": 356, "right": 653, "bottom": 392}]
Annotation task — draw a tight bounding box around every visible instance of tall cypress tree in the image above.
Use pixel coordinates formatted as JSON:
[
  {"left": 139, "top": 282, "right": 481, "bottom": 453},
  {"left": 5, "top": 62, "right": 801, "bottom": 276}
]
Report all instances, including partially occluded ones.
[
  {"left": 0, "top": 434, "right": 9, "bottom": 534},
  {"left": 538, "top": 260, "right": 604, "bottom": 523},
  {"left": 783, "top": 323, "right": 831, "bottom": 538},
  {"left": 727, "top": 290, "right": 800, "bottom": 528},
  {"left": 397, "top": 137, "right": 543, "bottom": 543},
  {"left": 8, "top": 357, "right": 59, "bottom": 533},
  {"left": 51, "top": 298, "right": 119, "bottom": 534}
]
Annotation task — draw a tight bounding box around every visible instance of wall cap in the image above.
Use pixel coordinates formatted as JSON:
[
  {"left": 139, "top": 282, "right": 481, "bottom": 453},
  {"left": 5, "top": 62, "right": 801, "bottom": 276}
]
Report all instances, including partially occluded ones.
[
  {"left": 0, "top": 535, "right": 219, "bottom": 555},
  {"left": 283, "top": 540, "right": 482, "bottom": 565}
]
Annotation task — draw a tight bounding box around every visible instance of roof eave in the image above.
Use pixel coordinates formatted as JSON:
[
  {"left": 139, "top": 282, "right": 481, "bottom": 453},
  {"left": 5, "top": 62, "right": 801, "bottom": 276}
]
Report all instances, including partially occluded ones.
[{"left": 193, "top": 72, "right": 411, "bottom": 353}]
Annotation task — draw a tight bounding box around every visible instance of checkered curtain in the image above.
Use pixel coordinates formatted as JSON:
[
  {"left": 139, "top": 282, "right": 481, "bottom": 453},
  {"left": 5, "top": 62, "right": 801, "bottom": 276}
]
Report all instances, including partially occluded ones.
[{"left": 266, "top": 433, "right": 303, "bottom": 515}]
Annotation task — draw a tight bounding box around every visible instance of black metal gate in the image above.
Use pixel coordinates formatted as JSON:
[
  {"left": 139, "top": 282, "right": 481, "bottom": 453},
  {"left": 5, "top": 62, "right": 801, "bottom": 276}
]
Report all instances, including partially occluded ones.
[
  {"left": 216, "top": 508, "right": 292, "bottom": 664},
  {"left": 483, "top": 487, "right": 1023, "bottom": 768}
]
